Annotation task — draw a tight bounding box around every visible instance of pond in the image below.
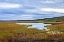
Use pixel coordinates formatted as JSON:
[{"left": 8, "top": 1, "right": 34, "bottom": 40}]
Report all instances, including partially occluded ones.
[{"left": 16, "top": 23, "right": 51, "bottom": 30}]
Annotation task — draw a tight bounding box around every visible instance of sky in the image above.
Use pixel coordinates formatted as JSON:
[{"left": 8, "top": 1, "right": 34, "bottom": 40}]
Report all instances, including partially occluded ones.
[{"left": 0, "top": 0, "right": 64, "bottom": 20}]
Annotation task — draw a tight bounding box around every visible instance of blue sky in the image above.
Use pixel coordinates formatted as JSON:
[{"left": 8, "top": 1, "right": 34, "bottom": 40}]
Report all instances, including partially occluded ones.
[{"left": 0, "top": 0, "right": 64, "bottom": 20}]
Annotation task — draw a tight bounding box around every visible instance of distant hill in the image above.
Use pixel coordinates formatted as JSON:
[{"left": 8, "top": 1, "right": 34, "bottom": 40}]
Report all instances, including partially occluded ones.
[
  {"left": 0, "top": 16, "right": 64, "bottom": 22},
  {"left": 36, "top": 16, "right": 64, "bottom": 22}
]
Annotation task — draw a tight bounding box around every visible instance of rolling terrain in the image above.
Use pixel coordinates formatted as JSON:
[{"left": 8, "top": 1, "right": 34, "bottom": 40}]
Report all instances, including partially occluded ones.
[{"left": 0, "top": 16, "right": 64, "bottom": 42}]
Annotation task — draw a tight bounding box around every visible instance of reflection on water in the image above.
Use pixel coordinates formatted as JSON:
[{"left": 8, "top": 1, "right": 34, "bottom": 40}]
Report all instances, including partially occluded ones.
[
  {"left": 16, "top": 23, "right": 51, "bottom": 30},
  {"left": 28, "top": 23, "right": 51, "bottom": 30}
]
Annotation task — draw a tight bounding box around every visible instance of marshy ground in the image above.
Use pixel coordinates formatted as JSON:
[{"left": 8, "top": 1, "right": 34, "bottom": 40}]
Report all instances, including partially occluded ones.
[{"left": 0, "top": 22, "right": 64, "bottom": 42}]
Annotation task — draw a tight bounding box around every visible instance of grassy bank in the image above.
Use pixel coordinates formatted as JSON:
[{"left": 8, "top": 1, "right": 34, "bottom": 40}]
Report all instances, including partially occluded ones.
[
  {"left": 0, "top": 22, "right": 64, "bottom": 42},
  {"left": 0, "top": 22, "right": 42, "bottom": 39}
]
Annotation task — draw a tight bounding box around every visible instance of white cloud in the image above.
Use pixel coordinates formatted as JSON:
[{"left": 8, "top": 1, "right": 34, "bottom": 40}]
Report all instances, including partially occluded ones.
[
  {"left": 40, "top": 0, "right": 59, "bottom": 3},
  {"left": 0, "top": 3, "right": 21, "bottom": 9},
  {"left": 24, "top": 9, "right": 37, "bottom": 13},
  {"left": 0, "top": 14, "right": 34, "bottom": 20},
  {"left": 45, "top": 1, "right": 55, "bottom": 3},
  {"left": 18, "top": 14, "right": 34, "bottom": 20},
  {"left": 40, "top": 0, "right": 63, "bottom": 3},
  {"left": 41, "top": 1, "right": 55, "bottom": 3},
  {"left": 21, "top": 14, "right": 34, "bottom": 17},
  {"left": 40, "top": 8, "right": 64, "bottom": 13}
]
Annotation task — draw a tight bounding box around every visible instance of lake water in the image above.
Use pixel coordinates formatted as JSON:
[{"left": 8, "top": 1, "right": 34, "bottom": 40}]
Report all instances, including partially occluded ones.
[{"left": 16, "top": 23, "right": 51, "bottom": 30}]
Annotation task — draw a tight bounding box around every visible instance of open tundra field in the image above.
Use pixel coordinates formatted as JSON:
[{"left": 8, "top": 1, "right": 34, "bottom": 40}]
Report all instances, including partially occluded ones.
[{"left": 0, "top": 22, "right": 64, "bottom": 42}]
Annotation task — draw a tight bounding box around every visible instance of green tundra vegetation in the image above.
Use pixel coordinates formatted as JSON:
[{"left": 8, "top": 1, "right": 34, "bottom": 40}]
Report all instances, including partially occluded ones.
[
  {"left": 37, "top": 16, "right": 64, "bottom": 22},
  {"left": 0, "top": 22, "right": 64, "bottom": 42}
]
